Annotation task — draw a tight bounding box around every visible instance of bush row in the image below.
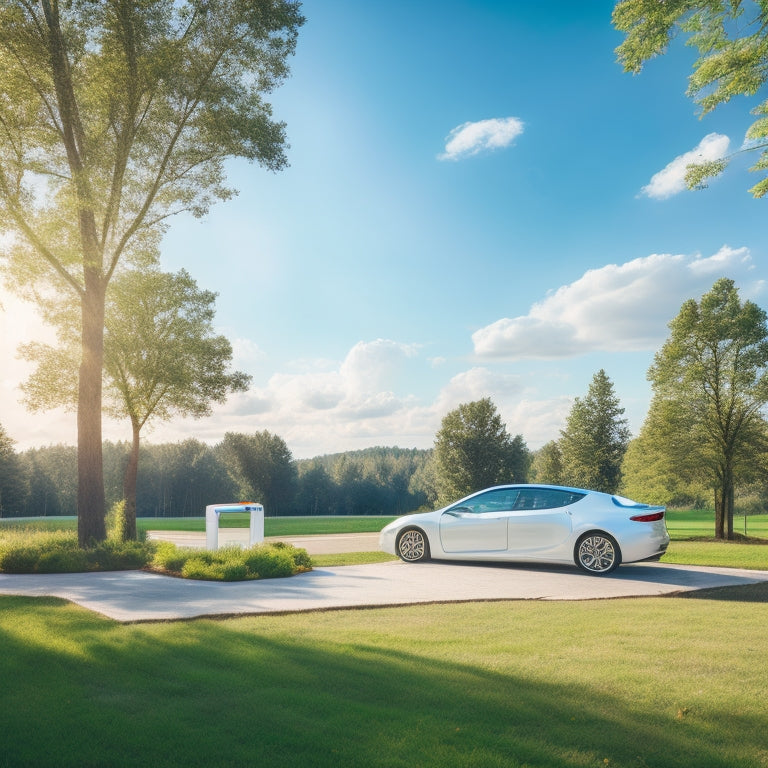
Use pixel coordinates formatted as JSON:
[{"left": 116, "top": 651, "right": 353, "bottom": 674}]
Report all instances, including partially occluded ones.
[
  {"left": 151, "top": 541, "right": 312, "bottom": 581},
  {"left": 0, "top": 528, "right": 312, "bottom": 581}
]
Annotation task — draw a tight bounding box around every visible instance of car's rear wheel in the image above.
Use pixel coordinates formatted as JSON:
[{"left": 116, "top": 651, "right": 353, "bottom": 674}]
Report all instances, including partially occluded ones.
[
  {"left": 397, "top": 528, "right": 430, "bottom": 563},
  {"left": 575, "top": 532, "right": 620, "bottom": 574}
]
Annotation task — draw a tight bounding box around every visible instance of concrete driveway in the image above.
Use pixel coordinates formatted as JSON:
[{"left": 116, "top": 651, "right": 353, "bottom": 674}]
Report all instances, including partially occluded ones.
[
  {"left": 146, "top": 529, "right": 381, "bottom": 554},
  {"left": 2, "top": 559, "right": 767, "bottom": 623}
]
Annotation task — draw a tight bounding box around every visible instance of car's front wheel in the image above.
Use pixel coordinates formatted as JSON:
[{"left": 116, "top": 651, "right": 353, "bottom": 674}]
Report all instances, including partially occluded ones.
[
  {"left": 575, "top": 532, "right": 620, "bottom": 574},
  {"left": 397, "top": 528, "right": 430, "bottom": 563}
]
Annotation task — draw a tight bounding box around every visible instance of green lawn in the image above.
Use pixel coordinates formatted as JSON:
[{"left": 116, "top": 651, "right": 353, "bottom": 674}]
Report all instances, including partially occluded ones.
[
  {"left": 2, "top": 585, "right": 768, "bottom": 768},
  {"left": 5, "top": 508, "right": 767, "bottom": 540},
  {"left": 0, "top": 515, "right": 397, "bottom": 536},
  {"left": 665, "top": 509, "right": 768, "bottom": 540}
]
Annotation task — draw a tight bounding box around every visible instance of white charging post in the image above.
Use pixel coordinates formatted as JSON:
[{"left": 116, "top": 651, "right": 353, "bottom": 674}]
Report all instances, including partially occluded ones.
[{"left": 205, "top": 502, "right": 264, "bottom": 550}]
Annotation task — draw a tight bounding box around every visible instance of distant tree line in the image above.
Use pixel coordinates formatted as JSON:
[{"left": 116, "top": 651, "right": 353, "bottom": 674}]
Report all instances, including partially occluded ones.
[{"left": 0, "top": 434, "right": 434, "bottom": 519}]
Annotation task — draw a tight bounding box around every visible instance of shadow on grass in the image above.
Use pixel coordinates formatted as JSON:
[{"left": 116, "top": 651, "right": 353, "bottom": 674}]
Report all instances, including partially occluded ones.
[
  {"left": 0, "top": 596, "right": 765, "bottom": 768},
  {"left": 675, "top": 580, "right": 768, "bottom": 602}
]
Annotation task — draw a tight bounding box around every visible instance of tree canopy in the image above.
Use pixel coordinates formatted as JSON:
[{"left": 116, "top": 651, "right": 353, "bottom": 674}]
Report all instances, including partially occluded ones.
[
  {"left": 0, "top": 0, "right": 303, "bottom": 543},
  {"left": 433, "top": 398, "right": 529, "bottom": 505},
  {"left": 613, "top": 0, "right": 768, "bottom": 196},
  {"left": 646, "top": 277, "right": 768, "bottom": 538},
  {"left": 559, "top": 369, "right": 630, "bottom": 494}
]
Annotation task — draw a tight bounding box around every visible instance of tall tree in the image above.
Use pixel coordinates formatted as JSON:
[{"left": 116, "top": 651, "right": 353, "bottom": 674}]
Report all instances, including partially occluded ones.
[
  {"left": 613, "top": 0, "right": 768, "bottom": 196},
  {"left": 559, "top": 369, "right": 630, "bottom": 493},
  {"left": 433, "top": 397, "right": 529, "bottom": 505},
  {"left": 222, "top": 431, "right": 297, "bottom": 515},
  {"left": 647, "top": 277, "right": 768, "bottom": 539},
  {"left": 21, "top": 268, "right": 250, "bottom": 538},
  {"left": 0, "top": 0, "right": 303, "bottom": 544}
]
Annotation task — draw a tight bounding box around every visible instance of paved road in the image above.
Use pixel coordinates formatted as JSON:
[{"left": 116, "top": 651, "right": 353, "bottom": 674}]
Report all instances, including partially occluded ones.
[{"left": 2, "top": 559, "right": 767, "bottom": 623}]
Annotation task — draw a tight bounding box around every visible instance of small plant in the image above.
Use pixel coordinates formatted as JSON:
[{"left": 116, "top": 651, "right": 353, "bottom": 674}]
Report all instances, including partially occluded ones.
[{"left": 106, "top": 499, "right": 128, "bottom": 542}]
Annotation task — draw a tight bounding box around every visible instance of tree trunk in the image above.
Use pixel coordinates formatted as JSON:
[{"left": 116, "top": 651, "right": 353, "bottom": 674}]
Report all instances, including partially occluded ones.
[
  {"left": 724, "top": 474, "right": 735, "bottom": 540},
  {"left": 714, "top": 470, "right": 736, "bottom": 541},
  {"left": 714, "top": 487, "right": 725, "bottom": 540},
  {"left": 122, "top": 421, "right": 140, "bottom": 541},
  {"left": 77, "top": 272, "right": 107, "bottom": 546}
]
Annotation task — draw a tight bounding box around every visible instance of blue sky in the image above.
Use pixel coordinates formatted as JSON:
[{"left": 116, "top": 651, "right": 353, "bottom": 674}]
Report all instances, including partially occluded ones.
[{"left": 2, "top": 0, "right": 765, "bottom": 458}]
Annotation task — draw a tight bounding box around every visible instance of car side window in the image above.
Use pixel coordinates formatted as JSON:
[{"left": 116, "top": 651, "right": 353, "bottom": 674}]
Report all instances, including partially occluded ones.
[
  {"left": 450, "top": 489, "right": 520, "bottom": 514},
  {"left": 513, "top": 489, "right": 586, "bottom": 511}
]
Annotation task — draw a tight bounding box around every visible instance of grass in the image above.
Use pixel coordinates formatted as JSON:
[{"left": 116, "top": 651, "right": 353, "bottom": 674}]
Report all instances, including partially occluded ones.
[
  {"left": 665, "top": 509, "right": 768, "bottom": 540},
  {"left": 2, "top": 588, "right": 768, "bottom": 767},
  {"left": 0, "top": 515, "right": 397, "bottom": 536}
]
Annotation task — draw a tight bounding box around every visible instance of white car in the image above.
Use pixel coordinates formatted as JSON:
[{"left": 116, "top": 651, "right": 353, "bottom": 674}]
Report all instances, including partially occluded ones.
[{"left": 380, "top": 484, "right": 669, "bottom": 575}]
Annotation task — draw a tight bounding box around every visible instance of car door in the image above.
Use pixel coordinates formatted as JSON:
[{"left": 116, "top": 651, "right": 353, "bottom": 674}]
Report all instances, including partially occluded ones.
[
  {"left": 505, "top": 488, "right": 575, "bottom": 553},
  {"left": 439, "top": 489, "right": 519, "bottom": 553}
]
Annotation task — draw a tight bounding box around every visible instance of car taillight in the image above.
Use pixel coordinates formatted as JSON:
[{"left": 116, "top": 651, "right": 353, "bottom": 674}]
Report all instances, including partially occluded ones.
[{"left": 630, "top": 511, "right": 665, "bottom": 522}]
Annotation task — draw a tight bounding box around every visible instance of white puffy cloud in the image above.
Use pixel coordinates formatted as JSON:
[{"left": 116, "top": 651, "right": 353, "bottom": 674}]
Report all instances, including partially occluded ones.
[
  {"left": 641, "top": 133, "right": 730, "bottom": 199},
  {"left": 472, "top": 246, "right": 756, "bottom": 360},
  {"left": 438, "top": 117, "right": 524, "bottom": 161}
]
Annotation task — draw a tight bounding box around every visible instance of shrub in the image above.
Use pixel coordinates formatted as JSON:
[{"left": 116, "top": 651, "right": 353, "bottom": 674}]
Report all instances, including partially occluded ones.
[
  {"left": 181, "top": 555, "right": 248, "bottom": 582},
  {"left": 0, "top": 526, "right": 310, "bottom": 581},
  {"left": 150, "top": 542, "right": 312, "bottom": 581},
  {"left": 243, "top": 545, "right": 296, "bottom": 578},
  {"left": 0, "top": 545, "right": 41, "bottom": 574},
  {"left": 151, "top": 541, "right": 189, "bottom": 573},
  {"left": 36, "top": 548, "right": 90, "bottom": 573},
  {"left": 0, "top": 528, "right": 153, "bottom": 573},
  {"left": 87, "top": 540, "right": 153, "bottom": 571},
  {"left": 106, "top": 499, "right": 127, "bottom": 542}
]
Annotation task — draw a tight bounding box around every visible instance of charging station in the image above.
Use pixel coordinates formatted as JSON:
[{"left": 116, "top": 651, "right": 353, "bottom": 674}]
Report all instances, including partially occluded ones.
[{"left": 205, "top": 502, "right": 264, "bottom": 550}]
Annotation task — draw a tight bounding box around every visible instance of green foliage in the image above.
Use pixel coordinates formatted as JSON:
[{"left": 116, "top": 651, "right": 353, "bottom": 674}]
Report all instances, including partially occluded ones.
[
  {"left": 530, "top": 440, "right": 564, "bottom": 485},
  {"left": 14, "top": 440, "right": 433, "bottom": 519},
  {"left": 222, "top": 431, "right": 298, "bottom": 515},
  {"left": 151, "top": 541, "right": 189, "bottom": 573},
  {"left": 0, "top": 525, "right": 308, "bottom": 579},
  {"left": 106, "top": 499, "right": 128, "bottom": 542},
  {"left": 0, "top": 423, "right": 27, "bottom": 516},
  {"left": 296, "top": 447, "right": 432, "bottom": 514},
  {"left": 646, "top": 278, "right": 768, "bottom": 538},
  {"left": 613, "top": 0, "right": 768, "bottom": 196},
  {"left": 559, "top": 370, "right": 629, "bottom": 493},
  {"left": 434, "top": 398, "right": 530, "bottom": 505},
  {"left": 619, "top": 400, "right": 710, "bottom": 508},
  {"left": 0, "top": 528, "right": 152, "bottom": 573},
  {"left": 151, "top": 542, "right": 311, "bottom": 581}
]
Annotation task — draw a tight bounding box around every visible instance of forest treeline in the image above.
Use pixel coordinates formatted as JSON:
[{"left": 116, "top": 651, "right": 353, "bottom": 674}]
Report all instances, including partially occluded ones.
[{"left": 0, "top": 438, "right": 436, "bottom": 518}]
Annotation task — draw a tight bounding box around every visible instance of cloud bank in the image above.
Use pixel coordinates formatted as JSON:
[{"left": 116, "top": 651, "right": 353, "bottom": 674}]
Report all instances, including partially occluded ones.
[
  {"left": 641, "top": 133, "right": 730, "bottom": 199},
  {"left": 472, "top": 246, "right": 756, "bottom": 359},
  {"left": 439, "top": 117, "right": 524, "bottom": 161}
]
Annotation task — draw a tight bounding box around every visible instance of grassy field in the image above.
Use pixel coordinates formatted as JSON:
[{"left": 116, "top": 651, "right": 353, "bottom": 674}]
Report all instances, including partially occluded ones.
[
  {"left": 4, "top": 508, "right": 767, "bottom": 538},
  {"left": 2, "top": 584, "right": 768, "bottom": 768},
  {"left": 0, "top": 514, "right": 397, "bottom": 536},
  {"left": 665, "top": 509, "right": 768, "bottom": 540},
  {"left": 3, "top": 511, "right": 768, "bottom": 765}
]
